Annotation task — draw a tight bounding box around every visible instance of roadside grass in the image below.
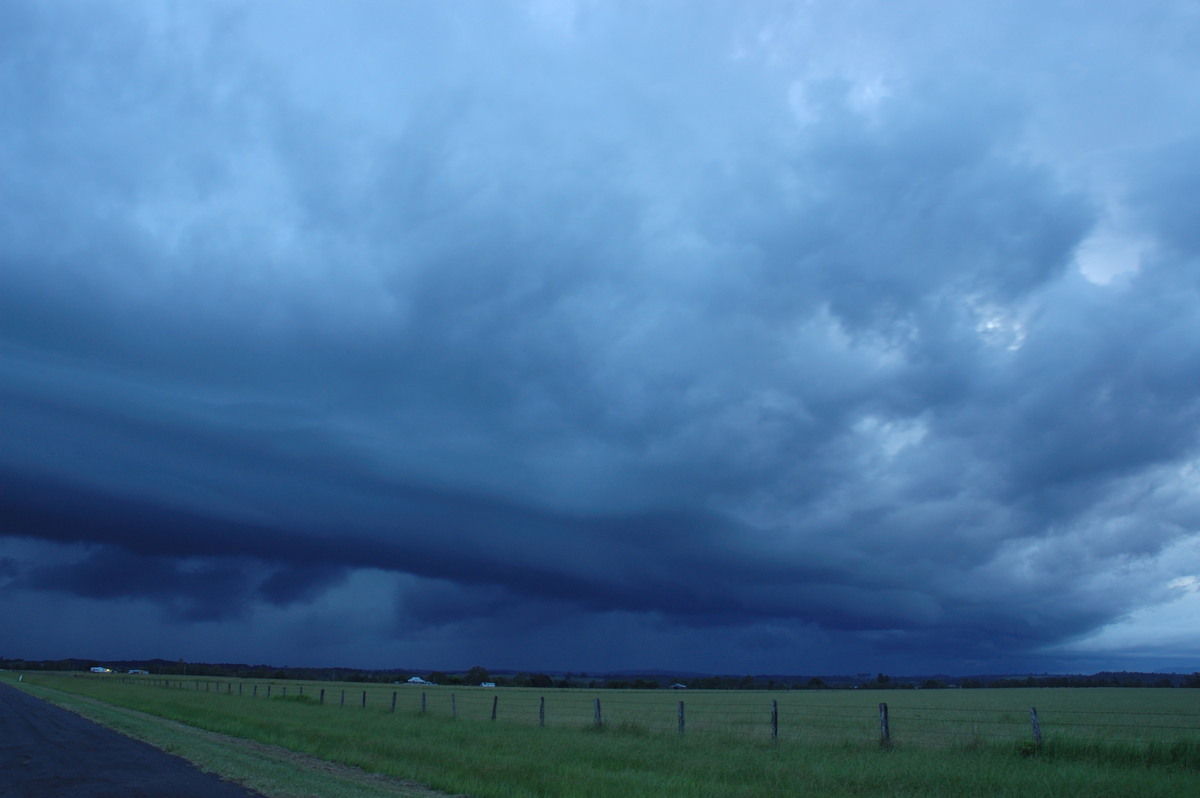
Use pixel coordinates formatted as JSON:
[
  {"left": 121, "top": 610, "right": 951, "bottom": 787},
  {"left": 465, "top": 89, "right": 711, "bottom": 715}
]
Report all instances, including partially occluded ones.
[
  {"left": 6, "top": 673, "right": 1199, "bottom": 797},
  {"left": 4, "top": 675, "right": 453, "bottom": 798}
]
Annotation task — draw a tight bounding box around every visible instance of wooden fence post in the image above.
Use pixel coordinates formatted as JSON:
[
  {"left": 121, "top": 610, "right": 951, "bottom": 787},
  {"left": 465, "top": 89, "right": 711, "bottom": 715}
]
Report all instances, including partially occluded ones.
[
  {"left": 282, "top": 686, "right": 287, "bottom": 697},
  {"left": 320, "top": 688, "right": 325, "bottom": 705},
  {"left": 879, "top": 703, "right": 891, "bottom": 748},
  {"left": 1030, "top": 707, "right": 1042, "bottom": 747},
  {"left": 391, "top": 691, "right": 397, "bottom": 713},
  {"left": 678, "top": 701, "right": 686, "bottom": 735},
  {"left": 238, "top": 683, "right": 242, "bottom": 696},
  {"left": 267, "top": 685, "right": 272, "bottom": 698},
  {"left": 340, "top": 690, "right": 345, "bottom": 708},
  {"left": 771, "top": 700, "right": 778, "bottom": 741},
  {"left": 421, "top": 692, "right": 426, "bottom": 714},
  {"left": 361, "top": 690, "right": 367, "bottom": 708},
  {"left": 298, "top": 686, "right": 303, "bottom": 698},
  {"left": 539, "top": 696, "right": 545, "bottom": 727},
  {"left": 451, "top": 694, "right": 457, "bottom": 719},
  {"left": 491, "top": 695, "right": 499, "bottom": 721},
  {"left": 594, "top": 698, "right": 603, "bottom": 728},
  {"left": 253, "top": 685, "right": 258, "bottom": 698}
]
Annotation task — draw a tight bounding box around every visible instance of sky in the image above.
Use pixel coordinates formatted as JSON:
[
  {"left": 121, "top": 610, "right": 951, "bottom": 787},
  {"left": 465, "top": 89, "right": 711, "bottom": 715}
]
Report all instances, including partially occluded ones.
[{"left": 2, "top": 0, "right": 1199, "bottom": 677}]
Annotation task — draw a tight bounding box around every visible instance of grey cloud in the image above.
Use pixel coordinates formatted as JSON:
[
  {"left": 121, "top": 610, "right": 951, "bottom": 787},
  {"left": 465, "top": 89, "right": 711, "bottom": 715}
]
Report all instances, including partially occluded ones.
[
  {"left": 2, "top": 0, "right": 1198, "bottom": 673},
  {"left": 1130, "top": 136, "right": 1200, "bottom": 262},
  {"left": 258, "top": 564, "right": 350, "bottom": 607},
  {"left": 26, "top": 546, "right": 250, "bottom": 622}
]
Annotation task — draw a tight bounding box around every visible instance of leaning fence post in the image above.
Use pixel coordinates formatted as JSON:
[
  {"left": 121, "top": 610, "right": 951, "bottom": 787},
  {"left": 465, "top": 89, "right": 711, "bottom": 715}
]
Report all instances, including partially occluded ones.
[
  {"left": 539, "top": 696, "right": 545, "bottom": 727},
  {"left": 491, "top": 695, "right": 499, "bottom": 721},
  {"left": 594, "top": 698, "right": 603, "bottom": 728},
  {"left": 678, "top": 701, "right": 686, "bottom": 735},
  {"left": 879, "top": 703, "right": 891, "bottom": 748},
  {"left": 1030, "top": 707, "right": 1042, "bottom": 747},
  {"left": 771, "top": 700, "right": 778, "bottom": 741}
]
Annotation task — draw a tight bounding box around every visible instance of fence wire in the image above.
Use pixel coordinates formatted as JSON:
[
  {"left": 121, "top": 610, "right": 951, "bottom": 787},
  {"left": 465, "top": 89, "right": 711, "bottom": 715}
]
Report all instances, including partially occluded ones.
[{"left": 95, "top": 675, "right": 1200, "bottom": 750}]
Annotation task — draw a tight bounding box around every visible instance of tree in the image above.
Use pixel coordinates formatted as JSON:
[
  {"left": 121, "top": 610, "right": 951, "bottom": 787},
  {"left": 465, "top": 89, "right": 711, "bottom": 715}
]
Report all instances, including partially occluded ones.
[{"left": 466, "top": 665, "right": 490, "bottom": 685}]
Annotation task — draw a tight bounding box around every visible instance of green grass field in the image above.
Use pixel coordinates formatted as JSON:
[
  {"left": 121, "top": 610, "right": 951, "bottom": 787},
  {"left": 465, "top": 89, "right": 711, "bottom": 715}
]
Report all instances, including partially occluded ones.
[{"left": 6, "top": 672, "right": 1198, "bottom": 797}]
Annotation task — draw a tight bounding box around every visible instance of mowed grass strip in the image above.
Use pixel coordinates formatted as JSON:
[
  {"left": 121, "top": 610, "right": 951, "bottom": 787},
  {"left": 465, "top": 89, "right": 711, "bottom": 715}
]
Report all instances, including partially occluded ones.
[{"left": 8, "top": 673, "right": 1200, "bottom": 798}]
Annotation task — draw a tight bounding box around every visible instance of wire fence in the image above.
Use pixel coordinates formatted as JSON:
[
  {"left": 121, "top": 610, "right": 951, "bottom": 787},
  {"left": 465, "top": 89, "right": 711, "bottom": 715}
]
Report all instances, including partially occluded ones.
[{"left": 96, "top": 674, "right": 1200, "bottom": 751}]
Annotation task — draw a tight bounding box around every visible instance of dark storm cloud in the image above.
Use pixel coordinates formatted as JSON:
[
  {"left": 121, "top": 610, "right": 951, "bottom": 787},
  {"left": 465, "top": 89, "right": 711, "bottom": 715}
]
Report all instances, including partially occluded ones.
[
  {"left": 25, "top": 546, "right": 250, "bottom": 622},
  {"left": 2, "top": 465, "right": 835, "bottom": 627},
  {"left": 2, "top": 0, "right": 1198, "bottom": 672},
  {"left": 258, "top": 564, "right": 349, "bottom": 607}
]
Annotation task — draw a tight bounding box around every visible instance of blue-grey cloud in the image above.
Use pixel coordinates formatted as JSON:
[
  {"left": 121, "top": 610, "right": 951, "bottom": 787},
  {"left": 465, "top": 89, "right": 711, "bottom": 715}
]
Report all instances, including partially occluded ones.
[
  {"left": 2, "top": 0, "right": 1198, "bottom": 674},
  {"left": 26, "top": 547, "right": 250, "bottom": 622}
]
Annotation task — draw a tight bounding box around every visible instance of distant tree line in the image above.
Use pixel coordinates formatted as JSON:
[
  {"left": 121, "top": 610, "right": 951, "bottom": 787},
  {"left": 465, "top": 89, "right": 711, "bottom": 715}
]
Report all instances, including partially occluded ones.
[{"left": 3, "top": 658, "right": 1197, "bottom": 689}]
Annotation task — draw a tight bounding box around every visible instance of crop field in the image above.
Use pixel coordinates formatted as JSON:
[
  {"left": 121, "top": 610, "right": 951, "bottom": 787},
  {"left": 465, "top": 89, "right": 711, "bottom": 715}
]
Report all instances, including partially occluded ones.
[{"left": 6, "top": 672, "right": 1199, "bottom": 797}]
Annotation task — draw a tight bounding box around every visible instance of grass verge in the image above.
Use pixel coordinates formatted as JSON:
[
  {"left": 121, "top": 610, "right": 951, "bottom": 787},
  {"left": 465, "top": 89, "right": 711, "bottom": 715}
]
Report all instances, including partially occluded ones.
[
  {"left": 7, "top": 673, "right": 1200, "bottom": 797},
  {"left": 7, "top": 676, "right": 457, "bottom": 798}
]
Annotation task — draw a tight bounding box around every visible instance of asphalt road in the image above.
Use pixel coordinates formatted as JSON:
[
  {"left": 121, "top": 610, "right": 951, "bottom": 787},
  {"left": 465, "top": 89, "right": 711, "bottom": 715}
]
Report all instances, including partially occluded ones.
[{"left": 0, "top": 681, "right": 264, "bottom": 798}]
